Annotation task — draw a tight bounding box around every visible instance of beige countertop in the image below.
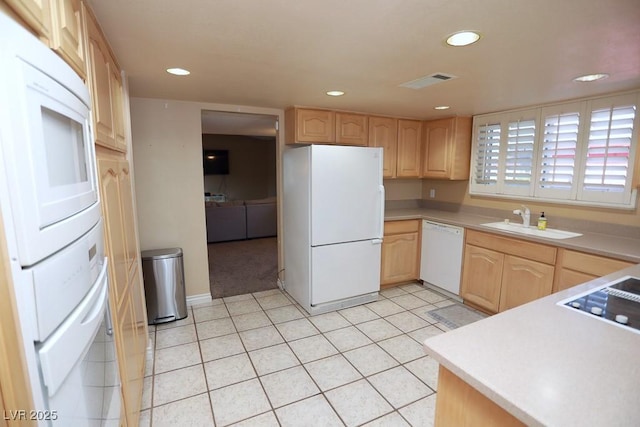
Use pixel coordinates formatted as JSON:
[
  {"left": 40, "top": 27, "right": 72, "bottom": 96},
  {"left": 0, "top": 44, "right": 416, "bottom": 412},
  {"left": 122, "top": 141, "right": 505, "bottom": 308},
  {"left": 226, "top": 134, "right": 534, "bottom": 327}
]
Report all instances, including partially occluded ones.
[
  {"left": 422, "top": 264, "right": 640, "bottom": 426},
  {"left": 385, "top": 207, "right": 640, "bottom": 263}
]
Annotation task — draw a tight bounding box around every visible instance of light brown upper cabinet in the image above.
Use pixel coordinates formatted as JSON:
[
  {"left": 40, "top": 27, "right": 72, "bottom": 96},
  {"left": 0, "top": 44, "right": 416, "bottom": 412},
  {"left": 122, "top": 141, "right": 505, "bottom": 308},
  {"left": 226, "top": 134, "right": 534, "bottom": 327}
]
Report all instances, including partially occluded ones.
[
  {"left": 6, "top": 0, "right": 87, "bottom": 79},
  {"left": 285, "top": 108, "right": 335, "bottom": 144},
  {"left": 49, "top": 0, "right": 86, "bottom": 79},
  {"left": 5, "top": 0, "right": 52, "bottom": 41},
  {"left": 368, "top": 116, "right": 398, "bottom": 178},
  {"left": 336, "top": 112, "right": 368, "bottom": 146},
  {"left": 396, "top": 119, "right": 422, "bottom": 178},
  {"left": 421, "top": 116, "right": 472, "bottom": 180},
  {"left": 85, "top": 7, "right": 126, "bottom": 152}
]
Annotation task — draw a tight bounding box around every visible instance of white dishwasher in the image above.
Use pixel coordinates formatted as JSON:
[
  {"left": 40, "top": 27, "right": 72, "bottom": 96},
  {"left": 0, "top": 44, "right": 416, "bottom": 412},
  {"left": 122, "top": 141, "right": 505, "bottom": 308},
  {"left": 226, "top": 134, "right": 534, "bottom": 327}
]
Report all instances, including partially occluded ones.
[{"left": 420, "top": 220, "right": 464, "bottom": 296}]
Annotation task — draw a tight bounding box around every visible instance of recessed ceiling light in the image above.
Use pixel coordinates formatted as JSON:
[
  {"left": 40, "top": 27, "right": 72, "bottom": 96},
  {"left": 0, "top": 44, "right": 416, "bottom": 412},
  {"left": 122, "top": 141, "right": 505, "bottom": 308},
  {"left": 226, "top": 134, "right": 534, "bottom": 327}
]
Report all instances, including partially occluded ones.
[
  {"left": 166, "top": 67, "right": 191, "bottom": 76},
  {"left": 326, "top": 90, "right": 345, "bottom": 96},
  {"left": 434, "top": 105, "right": 450, "bottom": 110},
  {"left": 446, "top": 31, "right": 481, "bottom": 47},
  {"left": 573, "top": 73, "right": 609, "bottom": 82}
]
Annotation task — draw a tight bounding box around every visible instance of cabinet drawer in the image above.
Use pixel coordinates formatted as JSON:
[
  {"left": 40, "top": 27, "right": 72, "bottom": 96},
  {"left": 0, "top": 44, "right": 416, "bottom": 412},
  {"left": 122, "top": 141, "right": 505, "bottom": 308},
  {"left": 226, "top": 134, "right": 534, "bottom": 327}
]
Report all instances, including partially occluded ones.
[
  {"left": 559, "top": 249, "right": 633, "bottom": 276},
  {"left": 465, "top": 230, "right": 556, "bottom": 265},
  {"left": 384, "top": 219, "right": 420, "bottom": 235}
]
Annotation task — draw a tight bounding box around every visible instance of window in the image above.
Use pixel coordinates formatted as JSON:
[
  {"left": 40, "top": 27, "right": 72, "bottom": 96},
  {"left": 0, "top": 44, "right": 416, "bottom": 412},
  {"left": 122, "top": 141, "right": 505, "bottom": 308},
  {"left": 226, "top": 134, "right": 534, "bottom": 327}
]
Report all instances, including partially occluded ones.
[
  {"left": 470, "top": 92, "right": 639, "bottom": 208},
  {"left": 503, "top": 114, "right": 536, "bottom": 196},
  {"left": 473, "top": 121, "right": 501, "bottom": 187},
  {"left": 579, "top": 95, "right": 637, "bottom": 205},
  {"left": 536, "top": 103, "right": 582, "bottom": 200}
]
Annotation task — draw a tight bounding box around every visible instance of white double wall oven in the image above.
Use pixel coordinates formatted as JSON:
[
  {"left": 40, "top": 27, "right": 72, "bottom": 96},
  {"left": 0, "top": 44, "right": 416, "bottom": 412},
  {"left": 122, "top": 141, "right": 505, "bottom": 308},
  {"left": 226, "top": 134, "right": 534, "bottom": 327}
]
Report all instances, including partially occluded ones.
[{"left": 0, "top": 11, "right": 119, "bottom": 426}]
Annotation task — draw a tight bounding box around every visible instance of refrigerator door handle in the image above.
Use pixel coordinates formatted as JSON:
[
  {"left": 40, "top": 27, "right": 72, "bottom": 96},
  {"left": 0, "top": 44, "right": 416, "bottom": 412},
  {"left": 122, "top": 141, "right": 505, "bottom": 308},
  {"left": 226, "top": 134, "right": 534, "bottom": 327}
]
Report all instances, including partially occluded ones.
[
  {"left": 378, "top": 185, "right": 385, "bottom": 239},
  {"left": 372, "top": 238, "right": 383, "bottom": 245}
]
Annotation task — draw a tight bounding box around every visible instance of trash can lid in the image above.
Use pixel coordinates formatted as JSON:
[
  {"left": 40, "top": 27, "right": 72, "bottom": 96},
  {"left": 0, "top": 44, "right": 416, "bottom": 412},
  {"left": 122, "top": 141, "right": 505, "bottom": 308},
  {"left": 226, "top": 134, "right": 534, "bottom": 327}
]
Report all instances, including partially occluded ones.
[{"left": 141, "top": 247, "right": 183, "bottom": 260}]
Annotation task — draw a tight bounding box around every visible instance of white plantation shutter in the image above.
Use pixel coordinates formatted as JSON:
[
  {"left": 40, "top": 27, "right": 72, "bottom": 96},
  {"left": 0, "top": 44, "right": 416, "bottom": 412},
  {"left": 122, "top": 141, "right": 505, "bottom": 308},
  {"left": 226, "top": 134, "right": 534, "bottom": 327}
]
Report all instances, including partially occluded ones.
[
  {"left": 536, "top": 105, "right": 581, "bottom": 199},
  {"left": 503, "top": 117, "right": 535, "bottom": 195},
  {"left": 471, "top": 120, "right": 501, "bottom": 193},
  {"left": 470, "top": 91, "right": 638, "bottom": 208},
  {"left": 579, "top": 95, "right": 637, "bottom": 205}
]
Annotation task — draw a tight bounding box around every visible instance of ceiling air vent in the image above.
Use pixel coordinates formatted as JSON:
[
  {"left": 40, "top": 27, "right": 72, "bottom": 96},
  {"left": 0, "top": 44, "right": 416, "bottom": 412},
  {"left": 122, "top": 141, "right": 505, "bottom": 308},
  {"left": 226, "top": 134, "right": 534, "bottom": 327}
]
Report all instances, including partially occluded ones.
[{"left": 399, "top": 73, "right": 458, "bottom": 89}]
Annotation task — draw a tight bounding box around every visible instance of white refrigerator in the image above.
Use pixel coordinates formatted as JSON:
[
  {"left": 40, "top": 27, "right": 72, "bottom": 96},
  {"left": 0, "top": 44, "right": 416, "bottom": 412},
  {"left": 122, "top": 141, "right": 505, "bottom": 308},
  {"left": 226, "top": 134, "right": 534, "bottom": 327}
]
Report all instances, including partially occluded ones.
[{"left": 283, "top": 145, "right": 385, "bottom": 315}]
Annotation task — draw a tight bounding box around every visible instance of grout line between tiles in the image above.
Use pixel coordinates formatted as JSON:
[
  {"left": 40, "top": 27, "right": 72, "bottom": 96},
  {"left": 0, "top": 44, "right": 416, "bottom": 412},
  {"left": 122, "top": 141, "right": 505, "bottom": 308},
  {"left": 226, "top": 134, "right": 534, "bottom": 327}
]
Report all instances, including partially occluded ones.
[{"left": 147, "top": 283, "right": 456, "bottom": 426}]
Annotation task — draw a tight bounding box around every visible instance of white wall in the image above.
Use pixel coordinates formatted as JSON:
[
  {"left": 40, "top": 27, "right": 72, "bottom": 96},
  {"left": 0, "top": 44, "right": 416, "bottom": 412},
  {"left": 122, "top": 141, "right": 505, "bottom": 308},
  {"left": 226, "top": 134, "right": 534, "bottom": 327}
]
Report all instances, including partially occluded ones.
[{"left": 130, "top": 98, "right": 284, "bottom": 299}]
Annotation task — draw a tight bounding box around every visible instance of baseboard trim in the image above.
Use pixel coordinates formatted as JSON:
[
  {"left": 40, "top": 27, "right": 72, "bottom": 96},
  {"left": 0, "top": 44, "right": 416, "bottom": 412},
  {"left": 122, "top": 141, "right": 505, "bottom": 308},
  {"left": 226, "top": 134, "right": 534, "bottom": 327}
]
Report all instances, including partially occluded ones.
[{"left": 186, "top": 293, "right": 212, "bottom": 306}]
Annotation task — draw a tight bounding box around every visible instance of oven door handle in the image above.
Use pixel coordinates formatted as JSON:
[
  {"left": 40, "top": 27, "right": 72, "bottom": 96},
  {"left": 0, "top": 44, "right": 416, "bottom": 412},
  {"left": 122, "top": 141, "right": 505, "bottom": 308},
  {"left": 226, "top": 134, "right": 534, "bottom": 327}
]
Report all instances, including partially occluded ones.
[
  {"left": 105, "top": 303, "right": 114, "bottom": 337},
  {"left": 37, "top": 259, "right": 108, "bottom": 396}
]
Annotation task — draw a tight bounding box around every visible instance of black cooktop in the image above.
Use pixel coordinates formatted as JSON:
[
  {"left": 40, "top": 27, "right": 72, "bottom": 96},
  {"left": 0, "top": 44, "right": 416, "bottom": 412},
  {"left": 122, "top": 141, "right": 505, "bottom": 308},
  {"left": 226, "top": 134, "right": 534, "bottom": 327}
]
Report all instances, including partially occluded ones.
[{"left": 560, "top": 276, "right": 640, "bottom": 334}]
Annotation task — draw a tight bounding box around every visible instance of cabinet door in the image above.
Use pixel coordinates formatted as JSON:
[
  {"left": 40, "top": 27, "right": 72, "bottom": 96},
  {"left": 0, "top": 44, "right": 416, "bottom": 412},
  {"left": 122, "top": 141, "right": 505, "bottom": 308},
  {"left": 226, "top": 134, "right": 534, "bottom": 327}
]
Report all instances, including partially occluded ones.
[
  {"left": 290, "top": 108, "right": 335, "bottom": 143},
  {"left": 98, "top": 153, "right": 147, "bottom": 427},
  {"left": 98, "top": 157, "right": 127, "bottom": 306},
  {"left": 499, "top": 255, "right": 554, "bottom": 311},
  {"left": 396, "top": 119, "right": 422, "bottom": 177},
  {"left": 422, "top": 117, "right": 472, "bottom": 180},
  {"left": 381, "top": 232, "right": 420, "bottom": 286},
  {"left": 86, "top": 12, "right": 115, "bottom": 149},
  {"left": 121, "top": 263, "right": 146, "bottom": 426},
  {"left": 118, "top": 164, "right": 138, "bottom": 278},
  {"left": 555, "top": 269, "right": 596, "bottom": 293},
  {"left": 110, "top": 61, "right": 127, "bottom": 152},
  {"left": 422, "top": 118, "right": 453, "bottom": 178},
  {"left": 86, "top": 6, "right": 127, "bottom": 152},
  {"left": 50, "top": 0, "right": 86, "bottom": 79},
  {"left": 553, "top": 249, "right": 633, "bottom": 293},
  {"left": 5, "top": 0, "right": 52, "bottom": 41},
  {"left": 115, "top": 293, "right": 139, "bottom": 427},
  {"left": 461, "top": 245, "right": 503, "bottom": 313},
  {"left": 336, "top": 113, "right": 368, "bottom": 146},
  {"left": 369, "top": 116, "right": 398, "bottom": 178}
]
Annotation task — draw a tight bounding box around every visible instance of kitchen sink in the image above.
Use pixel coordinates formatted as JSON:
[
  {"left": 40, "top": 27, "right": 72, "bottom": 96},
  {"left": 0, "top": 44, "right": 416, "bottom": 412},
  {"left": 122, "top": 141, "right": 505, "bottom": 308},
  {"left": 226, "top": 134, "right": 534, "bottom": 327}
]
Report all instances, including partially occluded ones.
[{"left": 481, "top": 222, "right": 583, "bottom": 240}]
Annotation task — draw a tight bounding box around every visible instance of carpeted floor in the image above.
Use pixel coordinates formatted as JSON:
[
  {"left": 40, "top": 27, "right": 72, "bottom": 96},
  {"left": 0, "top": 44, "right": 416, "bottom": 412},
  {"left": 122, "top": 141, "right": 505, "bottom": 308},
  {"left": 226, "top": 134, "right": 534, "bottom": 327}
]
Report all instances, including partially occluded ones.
[{"left": 207, "top": 237, "right": 278, "bottom": 298}]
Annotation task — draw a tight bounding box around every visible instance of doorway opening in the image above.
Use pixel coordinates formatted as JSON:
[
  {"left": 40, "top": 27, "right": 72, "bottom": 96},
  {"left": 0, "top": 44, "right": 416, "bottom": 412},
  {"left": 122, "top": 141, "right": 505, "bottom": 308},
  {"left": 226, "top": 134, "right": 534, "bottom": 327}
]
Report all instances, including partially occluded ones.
[{"left": 201, "top": 110, "right": 279, "bottom": 298}]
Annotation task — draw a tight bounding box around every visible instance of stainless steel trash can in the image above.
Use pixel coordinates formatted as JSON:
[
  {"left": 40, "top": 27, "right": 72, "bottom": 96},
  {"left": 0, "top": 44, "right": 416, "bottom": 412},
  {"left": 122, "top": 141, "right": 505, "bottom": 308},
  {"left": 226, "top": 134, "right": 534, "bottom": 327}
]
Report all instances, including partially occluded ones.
[{"left": 141, "top": 248, "right": 188, "bottom": 324}]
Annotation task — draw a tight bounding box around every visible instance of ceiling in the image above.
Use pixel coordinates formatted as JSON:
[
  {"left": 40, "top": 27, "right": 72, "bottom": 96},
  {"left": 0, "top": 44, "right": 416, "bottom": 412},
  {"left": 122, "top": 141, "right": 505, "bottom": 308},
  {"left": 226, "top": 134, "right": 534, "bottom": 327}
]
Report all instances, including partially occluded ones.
[{"left": 87, "top": 0, "right": 640, "bottom": 123}]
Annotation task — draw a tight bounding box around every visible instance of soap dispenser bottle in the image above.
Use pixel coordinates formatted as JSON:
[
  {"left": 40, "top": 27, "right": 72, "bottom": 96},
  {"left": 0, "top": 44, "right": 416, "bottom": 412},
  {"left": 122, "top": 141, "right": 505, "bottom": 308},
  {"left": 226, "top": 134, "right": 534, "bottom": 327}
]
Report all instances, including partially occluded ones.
[{"left": 537, "top": 212, "right": 547, "bottom": 230}]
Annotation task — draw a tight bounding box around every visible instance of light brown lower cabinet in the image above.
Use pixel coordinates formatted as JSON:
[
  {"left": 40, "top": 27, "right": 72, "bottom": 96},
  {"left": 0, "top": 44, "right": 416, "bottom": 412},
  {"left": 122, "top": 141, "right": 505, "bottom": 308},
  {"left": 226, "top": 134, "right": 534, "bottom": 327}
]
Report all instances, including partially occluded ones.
[
  {"left": 434, "top": 366, "right": 525, "bottom": 426},
  {"left": 461, "top": 230, "right": 556, "bottom": 314},
  {"left": 0, "top": 387, "right": 5, "bottom": 427},
  {"left": 553, "top": 249, "right": 633, "bottom": 292},
  {"left": 97, "top": 150, "right": 148, "bottom": 426},
  {"left": 0, "top": 217, "right": 35, "bottom": 427},
  {"left": 499, "top": 255, "right": 554, "bottom": 312},
  {"left": 460, "top": 245, "right": 504, "bottom": 312},
  {"left": 380, "top": 220, "right": 421, "bottom": 287}
]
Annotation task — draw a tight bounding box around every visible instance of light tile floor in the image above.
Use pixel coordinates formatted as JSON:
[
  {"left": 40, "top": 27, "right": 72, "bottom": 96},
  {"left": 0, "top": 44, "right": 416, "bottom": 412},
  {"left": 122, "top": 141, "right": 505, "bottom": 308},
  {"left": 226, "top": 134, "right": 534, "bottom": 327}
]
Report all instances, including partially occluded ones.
[{"left": 139, "top": 282, "right": 474, "bottom": 427}]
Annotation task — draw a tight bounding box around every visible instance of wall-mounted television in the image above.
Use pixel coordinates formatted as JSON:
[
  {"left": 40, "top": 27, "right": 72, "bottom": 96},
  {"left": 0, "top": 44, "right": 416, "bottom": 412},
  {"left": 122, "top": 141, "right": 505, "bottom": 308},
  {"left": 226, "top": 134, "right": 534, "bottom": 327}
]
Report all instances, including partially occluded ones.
[{"left": 203, "top": 150, "right": 229, "bottom": 175}]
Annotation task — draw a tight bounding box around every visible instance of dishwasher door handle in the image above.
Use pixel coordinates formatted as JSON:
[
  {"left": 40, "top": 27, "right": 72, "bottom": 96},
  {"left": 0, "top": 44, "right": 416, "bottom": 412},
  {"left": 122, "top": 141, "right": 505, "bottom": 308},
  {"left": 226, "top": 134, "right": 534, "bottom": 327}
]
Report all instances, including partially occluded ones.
[{"left": 423, "top": 221, "right": 462, "bottom": 235}]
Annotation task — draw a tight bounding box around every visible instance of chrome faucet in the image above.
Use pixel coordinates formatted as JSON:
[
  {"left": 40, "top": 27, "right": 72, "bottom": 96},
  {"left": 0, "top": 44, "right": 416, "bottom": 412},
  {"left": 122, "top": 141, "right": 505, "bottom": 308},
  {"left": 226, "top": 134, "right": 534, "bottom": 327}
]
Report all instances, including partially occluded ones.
[{"left": 513, "top": 205, "right": 531, "bottom": 227}]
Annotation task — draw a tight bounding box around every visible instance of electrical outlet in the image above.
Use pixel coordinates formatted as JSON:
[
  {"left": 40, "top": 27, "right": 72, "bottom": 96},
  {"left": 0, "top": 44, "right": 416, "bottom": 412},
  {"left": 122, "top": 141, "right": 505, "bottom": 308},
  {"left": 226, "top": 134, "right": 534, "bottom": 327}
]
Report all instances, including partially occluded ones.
[{"left": 429, "top": 189, "right": 436, "bottom": 198}]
